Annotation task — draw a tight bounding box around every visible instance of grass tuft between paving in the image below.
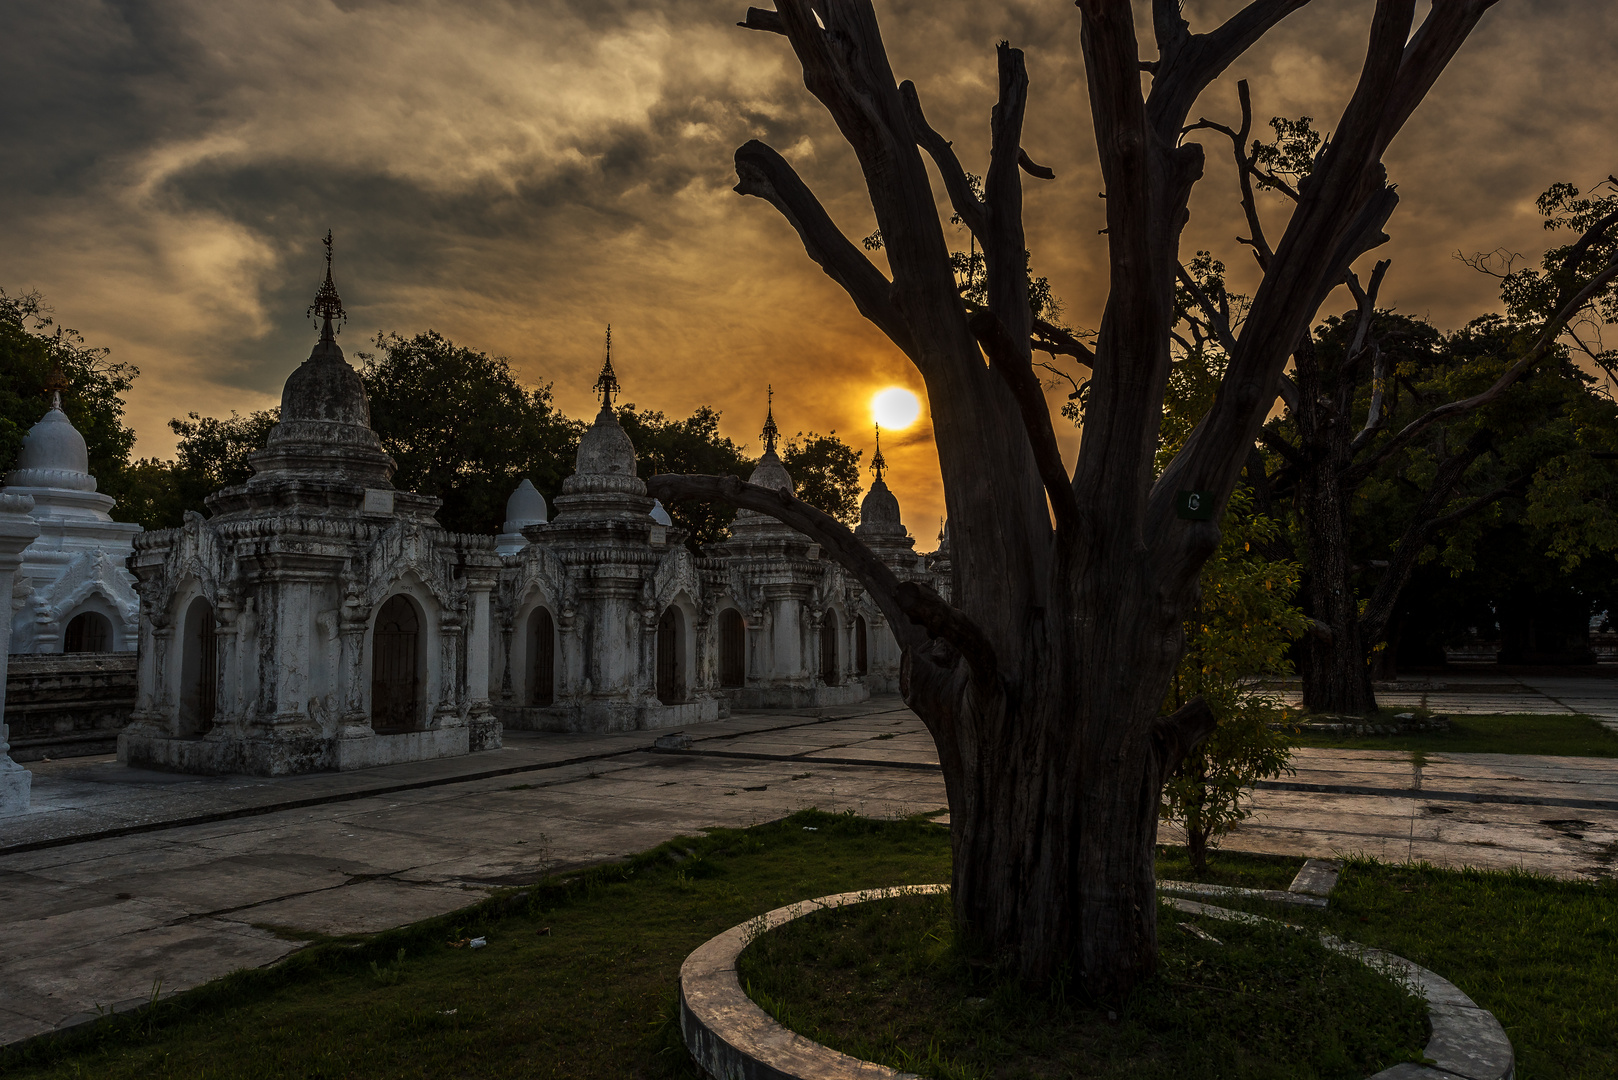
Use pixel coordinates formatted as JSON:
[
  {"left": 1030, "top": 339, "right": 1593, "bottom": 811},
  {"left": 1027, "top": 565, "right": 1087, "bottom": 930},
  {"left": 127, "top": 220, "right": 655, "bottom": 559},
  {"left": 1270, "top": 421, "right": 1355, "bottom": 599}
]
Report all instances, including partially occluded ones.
[
  {"left": 1288, "top": 712, "right": 1618, "bottom": 757},
  {"left": 2, "top": 810, "right": 1614, "bottom": 1079}
]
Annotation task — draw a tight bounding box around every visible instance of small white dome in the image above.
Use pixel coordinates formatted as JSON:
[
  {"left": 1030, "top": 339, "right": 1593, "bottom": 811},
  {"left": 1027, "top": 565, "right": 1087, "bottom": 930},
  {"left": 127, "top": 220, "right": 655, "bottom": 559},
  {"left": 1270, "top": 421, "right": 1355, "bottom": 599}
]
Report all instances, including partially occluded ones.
[
  {"left": 5, "top": 405, "right": 95, "bottom": 492},
  {"left": 502, "top": 478, "right": 548, "bottom": 532},
  {"left": 649, "top": 499, "right": 673, "bottom": 526}
]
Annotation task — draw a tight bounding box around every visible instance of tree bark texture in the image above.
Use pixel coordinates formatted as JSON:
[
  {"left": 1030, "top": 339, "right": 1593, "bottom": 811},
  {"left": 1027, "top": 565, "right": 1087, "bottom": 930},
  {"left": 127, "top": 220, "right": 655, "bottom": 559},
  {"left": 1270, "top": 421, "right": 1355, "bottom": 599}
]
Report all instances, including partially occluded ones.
[{"left": 660, "top": 0, "right": 1500, "bottom": 996}]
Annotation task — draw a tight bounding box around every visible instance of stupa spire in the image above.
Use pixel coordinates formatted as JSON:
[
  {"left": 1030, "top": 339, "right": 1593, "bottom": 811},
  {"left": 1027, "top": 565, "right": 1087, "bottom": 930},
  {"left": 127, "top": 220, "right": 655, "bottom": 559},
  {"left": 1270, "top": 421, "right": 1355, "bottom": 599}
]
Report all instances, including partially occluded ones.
[
  {"left": 43, "top": 360, "right": 69, "bottom": 412},
  {"left": 306, "top": 230, "right": 347, "bottom": 345},
  {"left": 761, "top": 384, "right": 780, "bottom": 456},
  {"left": 870, "top": 424, "right": 887, "bottom": 483},
  {"left": 593, "top": 325, "right": 620, "bottom": 410}
]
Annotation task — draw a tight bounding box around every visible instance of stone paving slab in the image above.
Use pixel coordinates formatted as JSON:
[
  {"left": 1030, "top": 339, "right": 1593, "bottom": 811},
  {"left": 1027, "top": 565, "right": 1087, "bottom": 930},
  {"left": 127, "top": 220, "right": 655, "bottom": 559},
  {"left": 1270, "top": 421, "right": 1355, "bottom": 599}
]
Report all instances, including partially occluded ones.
[{"left": 6, "top": 687, "right": 1618, "bottom": 1047}]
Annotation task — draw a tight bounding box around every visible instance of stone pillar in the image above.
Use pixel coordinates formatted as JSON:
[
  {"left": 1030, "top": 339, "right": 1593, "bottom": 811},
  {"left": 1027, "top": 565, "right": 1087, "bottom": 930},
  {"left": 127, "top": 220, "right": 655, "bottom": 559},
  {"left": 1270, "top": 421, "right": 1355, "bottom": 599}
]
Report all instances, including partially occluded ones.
[
  {"left": 465, "top": 583, "right": 501, "bottom": 750},
  {"left": 0, "top": 494, "right": 41, "bottom": 815},
  {"left": 338, "top": 583, "right": 372, "bottom": 739},
  {"left": 214, "top": 589, "right": 241, "bottom": 727},
  {"left": 436, "top": 610, "right": 464, "bottom": 728},
  {"left": 466, "top": 586, "right": 492, "bottom": 709}
]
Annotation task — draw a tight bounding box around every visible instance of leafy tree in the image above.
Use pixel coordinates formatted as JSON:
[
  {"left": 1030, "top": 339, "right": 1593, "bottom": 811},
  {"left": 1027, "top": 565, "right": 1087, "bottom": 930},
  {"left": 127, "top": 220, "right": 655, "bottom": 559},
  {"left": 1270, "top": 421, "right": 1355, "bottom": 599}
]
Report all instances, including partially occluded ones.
[
  {"left": 619, "top": 404, "right": 752, "bottom": 545},
  {"left": 782, "top": 432, "right": 862, "bottom": 526},
  {"left": 651, "top": 1, "right": 1509, "bottom": 993},
  {"left": 169, "top": 409, "right": 280, "bottom": 515},
  {"left": 0, "top": 289, "right": 139, "bottom": 504},
  {"left": 1177, "top": 105, "right": 1618, "bottom": 712},
  {"left": 1161, "top": 489, "right": 1302, "bottom": 877},
  {"left": 359, "top": 331, "right": 582, "bottom": 535},
  {"left": 1155, "top": 345, "right": 1302, "bottom": 877},
  {"left": 110, "top": 457, "right": 188, "bottom": 533}
]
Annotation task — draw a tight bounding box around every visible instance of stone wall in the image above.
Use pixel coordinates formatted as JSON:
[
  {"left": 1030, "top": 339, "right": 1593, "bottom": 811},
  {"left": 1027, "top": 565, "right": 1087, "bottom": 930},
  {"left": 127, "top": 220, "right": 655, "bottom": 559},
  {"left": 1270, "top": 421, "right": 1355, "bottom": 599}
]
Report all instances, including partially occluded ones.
[{"left": 5, "top": 653, "right": 136, "bottom": 761}]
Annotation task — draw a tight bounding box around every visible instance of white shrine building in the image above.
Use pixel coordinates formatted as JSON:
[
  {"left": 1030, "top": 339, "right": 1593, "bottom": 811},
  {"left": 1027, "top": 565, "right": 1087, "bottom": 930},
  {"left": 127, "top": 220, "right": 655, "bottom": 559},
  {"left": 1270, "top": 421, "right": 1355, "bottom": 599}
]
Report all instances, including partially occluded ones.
[
  {"left": 3, "top": 391, "right": 142, "bottom": 656},
  {"left": 120, "top": 246, "right": 939, "bottom": 775}
]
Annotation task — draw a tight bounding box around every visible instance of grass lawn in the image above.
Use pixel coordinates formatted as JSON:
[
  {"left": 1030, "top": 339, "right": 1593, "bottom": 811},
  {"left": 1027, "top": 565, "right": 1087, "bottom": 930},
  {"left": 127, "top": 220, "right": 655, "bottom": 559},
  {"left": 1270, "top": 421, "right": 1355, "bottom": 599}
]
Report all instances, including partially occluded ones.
[
  {"left": 739, "top": 890, "right": 1428, "bottom": 1079},
  {"left": 3, "top": 811, "right": 1613, "bottom": 1079},
  {"left": 1289, "top": 712, "right": 1618, "bottom": 758}
]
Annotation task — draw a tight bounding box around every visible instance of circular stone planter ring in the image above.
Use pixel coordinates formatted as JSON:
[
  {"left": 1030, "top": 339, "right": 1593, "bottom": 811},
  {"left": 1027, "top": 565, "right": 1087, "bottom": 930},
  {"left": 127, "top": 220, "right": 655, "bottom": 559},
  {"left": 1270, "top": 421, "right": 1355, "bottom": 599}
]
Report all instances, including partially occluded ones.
[{"left": 679, "top": 886, "right": 1515, "bottom": 1080}]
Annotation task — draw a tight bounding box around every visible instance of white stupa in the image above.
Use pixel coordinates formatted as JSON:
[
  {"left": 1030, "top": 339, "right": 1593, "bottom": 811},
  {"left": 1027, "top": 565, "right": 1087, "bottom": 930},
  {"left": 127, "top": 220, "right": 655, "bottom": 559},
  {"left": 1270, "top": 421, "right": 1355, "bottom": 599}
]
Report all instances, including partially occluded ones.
[
  {"left": 2, "top": 392, "right": 141, "bottom": 653},
  {"left": 496, "top": 478, "right": 549, "bottom": 556}
]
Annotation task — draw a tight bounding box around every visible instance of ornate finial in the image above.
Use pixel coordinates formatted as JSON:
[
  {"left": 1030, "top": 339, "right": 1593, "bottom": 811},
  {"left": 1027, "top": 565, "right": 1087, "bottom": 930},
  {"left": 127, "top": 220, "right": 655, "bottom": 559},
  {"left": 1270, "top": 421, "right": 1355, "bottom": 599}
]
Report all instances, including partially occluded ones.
[
  {"left": 938, "top": 517, "right": 946, "bottom": 543},
  {"left": 870, "top": 423, "right": 887, "bottom": 482},
  {"left": 43, "top": 360, "right": 69, "bottom": 411},
  {"left": 761, "top": 384, "right": 780, "bottom": 456},
  {"left": 593, "top": 324, "right": 621, "bottom": 409},
  {"left": 307, "top": 230, "right": 347, "bottom": 341}
]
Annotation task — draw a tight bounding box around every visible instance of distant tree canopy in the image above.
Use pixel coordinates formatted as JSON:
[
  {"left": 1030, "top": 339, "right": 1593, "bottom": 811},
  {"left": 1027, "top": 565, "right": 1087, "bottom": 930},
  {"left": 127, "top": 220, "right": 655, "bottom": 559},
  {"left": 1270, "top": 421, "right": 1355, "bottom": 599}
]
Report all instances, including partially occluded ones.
[
  {"left": 359, "top": 331, "right": 582, "bottom": 536},
  {"left": 1, "top": 302, "right": 871, "bottom": 545},
  {"left": 782, "top": 432, "right": 863, "bottom": 527},
  {"left": 169, "top": 408, "right": 280, "bottom": 508},
  {"left": 0, "top": 289, "right": 138, "bottom": 497}
]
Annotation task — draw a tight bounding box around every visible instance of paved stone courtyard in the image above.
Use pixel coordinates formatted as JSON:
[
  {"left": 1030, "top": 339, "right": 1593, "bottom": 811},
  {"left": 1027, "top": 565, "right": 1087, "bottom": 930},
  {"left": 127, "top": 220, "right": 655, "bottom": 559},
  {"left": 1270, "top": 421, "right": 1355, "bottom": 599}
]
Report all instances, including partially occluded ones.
[{"left": 4, "top": 676, "right": 1617, "bottom": 1046}]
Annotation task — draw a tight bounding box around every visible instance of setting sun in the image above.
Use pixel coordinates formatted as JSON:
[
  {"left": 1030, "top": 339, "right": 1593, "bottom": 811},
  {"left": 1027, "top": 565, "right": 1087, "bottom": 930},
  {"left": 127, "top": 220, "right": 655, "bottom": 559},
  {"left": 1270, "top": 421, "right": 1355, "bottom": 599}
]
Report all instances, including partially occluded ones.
[{"left": 871, "top": 386, "right": 921, "bottom": 430}]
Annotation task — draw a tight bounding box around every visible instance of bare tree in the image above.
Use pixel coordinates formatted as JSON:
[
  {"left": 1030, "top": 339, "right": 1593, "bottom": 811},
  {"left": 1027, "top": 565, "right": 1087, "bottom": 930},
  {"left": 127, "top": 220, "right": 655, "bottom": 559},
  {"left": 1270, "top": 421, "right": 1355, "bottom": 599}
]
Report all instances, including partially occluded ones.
[{"left": 649, "top": 0, "right": 1508, "bottom": 994}]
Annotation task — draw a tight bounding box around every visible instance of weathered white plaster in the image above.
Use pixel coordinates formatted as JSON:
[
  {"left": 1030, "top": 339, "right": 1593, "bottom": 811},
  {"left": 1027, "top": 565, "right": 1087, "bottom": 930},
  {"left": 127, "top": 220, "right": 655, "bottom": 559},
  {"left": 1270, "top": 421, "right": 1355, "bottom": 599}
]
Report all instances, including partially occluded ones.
[{"left": 122, "top": 261, "right": 501, "bottom": 776}]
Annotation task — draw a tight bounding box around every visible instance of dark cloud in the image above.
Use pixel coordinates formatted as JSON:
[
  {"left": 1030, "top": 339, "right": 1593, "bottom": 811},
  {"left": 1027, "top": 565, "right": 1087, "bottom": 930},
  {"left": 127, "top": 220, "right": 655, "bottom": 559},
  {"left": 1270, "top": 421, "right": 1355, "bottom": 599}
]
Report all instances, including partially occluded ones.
[{"left": 2, "top": 0, "right": 1614, "bottom": 534}]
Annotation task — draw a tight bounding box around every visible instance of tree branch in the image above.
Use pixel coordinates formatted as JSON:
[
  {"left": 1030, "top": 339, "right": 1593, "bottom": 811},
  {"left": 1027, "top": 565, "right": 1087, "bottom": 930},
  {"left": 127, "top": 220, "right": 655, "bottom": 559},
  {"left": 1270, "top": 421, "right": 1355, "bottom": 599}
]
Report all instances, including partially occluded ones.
[
  {"left": 1345, "top": 249, "right": 1618, "bottom": 484},
  {"left": 647, "top": 473, "right": 998, "bottom": 685},
  {"left": 734, "top": 139, "right": 915, "bottom": 356},
  {"left": 738, "top": 6, "right": 785, "bottom": 34},
  {"left": 1149, "top": 696, "right": 1218, "bottom": 782},
  {"left": 968, "top": 309, "right": 1082, "bottom": 535},
  {"left": 984, "top": 42, "right": 1036, "bottom": 350},
  {"left": 1358, "top": 439, "right": 1504, "bottom": 642},
  {"left": 1184, "top": 81, "right": 1277, "bottom": 270},
  {"left": 1345, "top": 259, "right": 1393, "bottom": 453},
  {"left": 899, "top": 80, "right": 987, "bottom": 240},
  {"left": 1032, "top": 318, "right": 1096, "bottom": 366},
  {"left": 1146, "top": 0, "right": 1315, "bottom": 135},
  {"left": 1176, "top": 263, "right": 1239, "bottom": 356}
]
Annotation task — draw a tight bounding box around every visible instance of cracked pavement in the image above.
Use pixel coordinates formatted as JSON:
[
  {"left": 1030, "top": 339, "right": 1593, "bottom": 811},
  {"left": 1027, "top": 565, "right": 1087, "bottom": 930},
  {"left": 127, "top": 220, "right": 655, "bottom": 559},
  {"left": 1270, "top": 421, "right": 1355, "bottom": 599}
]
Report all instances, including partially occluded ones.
[{"left": 4, "top": 680, "right": 1618, "bottom": 1046}]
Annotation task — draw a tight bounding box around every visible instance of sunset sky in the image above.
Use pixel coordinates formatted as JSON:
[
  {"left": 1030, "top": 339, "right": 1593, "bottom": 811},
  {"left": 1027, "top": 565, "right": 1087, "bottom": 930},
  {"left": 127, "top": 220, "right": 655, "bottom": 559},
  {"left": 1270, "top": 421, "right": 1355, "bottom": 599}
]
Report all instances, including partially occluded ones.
[{"left": 3, "top": 0, "right": 1614, "bottom": 537}]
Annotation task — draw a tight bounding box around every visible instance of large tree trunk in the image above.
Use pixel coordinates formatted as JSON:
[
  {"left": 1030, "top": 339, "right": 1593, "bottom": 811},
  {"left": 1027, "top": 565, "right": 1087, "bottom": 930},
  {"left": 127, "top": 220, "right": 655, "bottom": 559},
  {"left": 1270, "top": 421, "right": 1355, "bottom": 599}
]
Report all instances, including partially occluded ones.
[
  {"left": 1296, "top": 459, "right": 1378, "bottom": 714},
  {"left": 909, "top": 576, "right": 1201, "bottom": 993}
]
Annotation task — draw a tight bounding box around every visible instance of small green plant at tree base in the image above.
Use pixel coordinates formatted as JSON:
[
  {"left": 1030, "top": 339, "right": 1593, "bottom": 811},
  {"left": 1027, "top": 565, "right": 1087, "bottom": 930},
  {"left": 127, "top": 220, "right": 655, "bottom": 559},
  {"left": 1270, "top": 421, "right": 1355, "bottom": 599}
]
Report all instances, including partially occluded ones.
[
  {"left": 1160, "top": 487, "right": 1305, "bottom": 877},
  {"left": 368, "top": 948, "right": 406, "bottom": 986}
]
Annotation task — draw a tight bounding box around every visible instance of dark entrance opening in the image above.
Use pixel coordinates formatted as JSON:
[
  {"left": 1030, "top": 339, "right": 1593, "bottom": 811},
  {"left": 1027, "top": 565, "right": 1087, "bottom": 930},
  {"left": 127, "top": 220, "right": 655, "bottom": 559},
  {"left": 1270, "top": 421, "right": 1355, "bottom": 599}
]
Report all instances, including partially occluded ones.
[
  {"left": 656, "top": 606, "right": 684, "bottom": 705},
  {"left": 529, "top": 607, "right": 556, "bottom": 706},
  {"left": 178, "top": 597, "right": 216, "bottom": 735},
  {"left": 64, "top": 610, "right": 111, "bottom": 653},
  {"left": 372, "top": 594, "right": 423, "bottom": 733},
  {"left": 719, "top": 608, "right": 746, "bottom": 688},
  {"left": 855, "top": 615, "right": 869, "bottom": 676},
  {"left": 819, "top": 617, "right": 839, "bottom": 686}
]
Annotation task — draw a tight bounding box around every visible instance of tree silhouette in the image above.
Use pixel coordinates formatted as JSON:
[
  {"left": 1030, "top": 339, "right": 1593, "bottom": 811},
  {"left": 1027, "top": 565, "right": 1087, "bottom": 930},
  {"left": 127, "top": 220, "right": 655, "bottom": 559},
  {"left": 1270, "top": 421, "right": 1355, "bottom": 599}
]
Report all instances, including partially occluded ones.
[{"left": 637, "top": 0, "right": 1576, "bottom": 993}]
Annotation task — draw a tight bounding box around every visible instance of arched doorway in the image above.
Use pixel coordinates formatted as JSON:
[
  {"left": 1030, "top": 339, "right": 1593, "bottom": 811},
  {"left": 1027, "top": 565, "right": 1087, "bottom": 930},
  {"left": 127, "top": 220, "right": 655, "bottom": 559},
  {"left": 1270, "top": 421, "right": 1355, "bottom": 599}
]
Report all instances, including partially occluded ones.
[
  {"left": 719, "top": 608, "right": 746, "bottom": 688},
  {"left": 64, "top": 610, "right": 111, "bottom": 653},
  {"left": 371, "top": 595, "right": 423, "bottom": 733},
  {"left": 855, "top": 615, "right": 869, "bottom": 676},
  {"left": 819, "top": 616, "right": 840, "bottom": 686},
  {"left": 178, "top": 597, "right": 216, "bottom": 735},
  {"left": 656, "top": 606, "right": 685, "bottom": 705},
  {"left": 528, "top": 607, "right": 556, "bottom": 706}
]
